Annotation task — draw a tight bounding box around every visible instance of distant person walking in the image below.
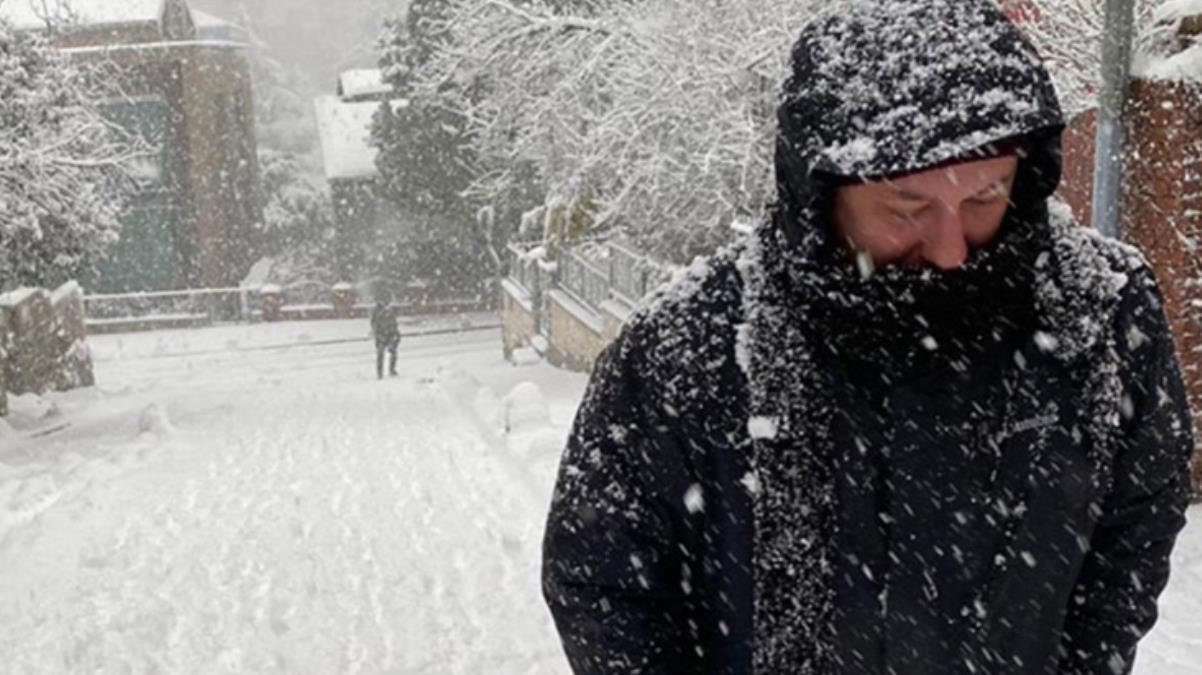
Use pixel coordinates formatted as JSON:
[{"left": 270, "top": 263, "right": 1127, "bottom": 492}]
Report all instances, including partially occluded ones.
[{"left": 371, "top": 299, "right": 400, "bottom": 379}]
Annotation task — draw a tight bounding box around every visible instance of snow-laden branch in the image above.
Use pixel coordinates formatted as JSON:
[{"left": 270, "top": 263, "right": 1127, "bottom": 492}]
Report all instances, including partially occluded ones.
[
  {"left": 0, "top": 21, "right": 144, "bottom": 289},
  {"left": 386, "top": 0, "right": 831, "bottom": 262}
]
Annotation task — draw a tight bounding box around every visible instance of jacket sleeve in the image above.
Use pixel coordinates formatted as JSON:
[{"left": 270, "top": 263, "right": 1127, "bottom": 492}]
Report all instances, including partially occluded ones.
[
  {"left": 1057, "top": 275, "right": 1195, "bottom": 675},
  {"left": 542, "top": 332, "right": 699, "bottom": 674}
]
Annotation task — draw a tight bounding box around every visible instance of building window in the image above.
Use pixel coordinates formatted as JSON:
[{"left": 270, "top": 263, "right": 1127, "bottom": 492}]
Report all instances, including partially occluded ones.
[{"left": 102, "top": 96, "right": 171, "bottom": 191}]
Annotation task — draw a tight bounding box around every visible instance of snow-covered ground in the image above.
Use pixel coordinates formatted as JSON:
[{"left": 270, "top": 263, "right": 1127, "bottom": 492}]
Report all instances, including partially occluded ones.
[
  {"left": 0, "top": 316, "right": 584, "bottom": 673},
  {"left": 0, "top": 315, "right": 1198, "bottom": 673}
]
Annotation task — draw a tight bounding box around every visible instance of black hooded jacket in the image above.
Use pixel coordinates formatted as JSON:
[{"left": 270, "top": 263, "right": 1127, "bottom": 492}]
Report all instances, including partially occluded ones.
[{"left": 542, "top": 2, "right": 1194, "bottom": 674}]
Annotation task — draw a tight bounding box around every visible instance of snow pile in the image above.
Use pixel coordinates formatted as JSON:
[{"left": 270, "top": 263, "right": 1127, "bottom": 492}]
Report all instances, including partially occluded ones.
[
  {"left": 511, "top": 346, "right": 542, "bottom": 366},
  {"left": 436, "top": 362, "right": 473, "bottom": 387},
  {"left": 473, "top": 386, "right": 503, "bottom": 429},
  {"left": 500, "top": 382, "right": 566, "bottom": 467},
  {"left": 137, "top": 402, "right": 174, "bottom": 438},
  {"left": 500, "top": 382, "right": 550, "bottom": 434},
  {"left": 4, "top": 394, "right": 60, "bottom": 431},
  {"left": 0, "top": 472, "right": 65, "bottom": 538}
]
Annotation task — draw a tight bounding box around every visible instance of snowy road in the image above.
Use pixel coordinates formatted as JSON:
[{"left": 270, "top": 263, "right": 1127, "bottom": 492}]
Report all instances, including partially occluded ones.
[
  {"left": 0, "top": 321, "right": 583, "bottom": 674},
  {"left": 0, "top": 317, "right": 1198, "bottom": 673}
]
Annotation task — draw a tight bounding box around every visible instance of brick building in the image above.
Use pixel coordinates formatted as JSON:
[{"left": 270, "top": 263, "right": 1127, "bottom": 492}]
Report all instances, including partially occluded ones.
[{"left": 1, "top": 0, "right": 263, "bottom": 292}]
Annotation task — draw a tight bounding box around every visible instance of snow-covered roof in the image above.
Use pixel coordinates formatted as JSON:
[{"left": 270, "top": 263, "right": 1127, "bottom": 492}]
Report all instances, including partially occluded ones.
[
  {"left": 0, "top": 287, "right": 42, "bottom": 308},
  {"left": 0, "top": 0, "right": 165, "bottom": 30},
  {"left": 339, "top": 69, "right": 392, "bottom": 102},
  {"left": 314, "top": 96, "right": 409, "bottom": 182},
  {"left": 314, "top": 95, "right": 383, "bottom": 182},
  {"left": 191, "top": 9, "right": 247, "bottom": 43}
]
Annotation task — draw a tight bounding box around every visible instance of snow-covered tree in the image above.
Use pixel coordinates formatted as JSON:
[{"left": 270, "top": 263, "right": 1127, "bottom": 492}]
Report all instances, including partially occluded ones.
[
  {"left": 245, "top": 30, "right": 320, "bottom": 161},
  {"left": 255, "top": 148, "right": 335, "bottom": 257},
  {"left": 0, "top": 16, "right": 143, "bottom": 291},
  {"left": 374, "top": 0, "right": 476, "bottom": 221},
  {"left": 372, "top": 0, "right": 510, "bottom": 297},
  {"left": 1019, "top": 0, "right": 1165, "bottom": 119},
  {"left": 388, "top": 0, "right": 1200, "bottom": 264},
  {"left": 384, "top": 0, "right": 838, "bottom": 264}
]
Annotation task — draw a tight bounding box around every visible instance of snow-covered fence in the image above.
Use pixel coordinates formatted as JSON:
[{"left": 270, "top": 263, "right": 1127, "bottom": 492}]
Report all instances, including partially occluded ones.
[
  {"left": 609, "top": 241, "right": 670, "bottom": 305},
  {"left": 0, "top": 282, "right": 95, "bottom": 414},
  {"left": 86, "top": 281, "right": 495, "bottom": 333},
  {"left": 501, "top": 239, "right": 668, "bottom": 371},
  {"left": 263, "top": 280, "right": 490, "bottom": 322},
  {"left": 559, "top": 248, "right": 609, "bottom": 310},
  {"left": 507, "top": 243, "right": 541, "bottom": 297},
  {"left": 84, "top": 287, "right": 258, "bottom": 334}
]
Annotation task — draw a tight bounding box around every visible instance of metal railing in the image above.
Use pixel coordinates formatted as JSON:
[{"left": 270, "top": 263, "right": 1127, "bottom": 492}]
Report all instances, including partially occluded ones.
[
  {"left": 506, "top": 242, "right": 542, "bottom": 296},
  {"left": 84, "top": 286, "right": 259, "bottom": 326},
  {"left": 560, "top": 248, "right": 610, "bottom": 310},
  {"left": 608, "top": 240, "right": 668, "bottom": 304},
  {"left": 503, "top": 238, "right": 669, "bottom": 315}
]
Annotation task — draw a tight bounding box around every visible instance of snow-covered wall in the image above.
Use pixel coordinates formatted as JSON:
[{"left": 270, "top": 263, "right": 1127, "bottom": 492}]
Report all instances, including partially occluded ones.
[{"left": 0, "top": 282, "right": 94, "bottom": 414}]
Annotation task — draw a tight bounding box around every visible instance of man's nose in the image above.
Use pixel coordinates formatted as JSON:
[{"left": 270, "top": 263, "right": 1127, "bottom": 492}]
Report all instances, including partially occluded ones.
[{"left": 920, "top": 205, "right": 968, "bottom": 270}]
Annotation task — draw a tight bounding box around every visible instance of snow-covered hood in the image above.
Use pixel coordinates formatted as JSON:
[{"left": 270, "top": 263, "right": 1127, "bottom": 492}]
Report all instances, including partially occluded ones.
[{"left": 773, "top": 0, "right": 1065, "bottom": 246}]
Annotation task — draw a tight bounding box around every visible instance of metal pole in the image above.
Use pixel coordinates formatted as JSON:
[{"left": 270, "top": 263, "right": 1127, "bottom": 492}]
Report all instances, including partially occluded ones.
[{"left": 1090, "top": 0, "right": 1138, "bottom": 239}]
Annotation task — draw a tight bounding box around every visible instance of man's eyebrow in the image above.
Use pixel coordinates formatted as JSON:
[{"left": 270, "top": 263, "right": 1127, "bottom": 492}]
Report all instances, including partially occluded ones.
[
  {"left": 889, "top": 187, "right": 930, "bottom": 202},
  {"left": 974, "top": 169, "right": 1019, "bottom": 194}
]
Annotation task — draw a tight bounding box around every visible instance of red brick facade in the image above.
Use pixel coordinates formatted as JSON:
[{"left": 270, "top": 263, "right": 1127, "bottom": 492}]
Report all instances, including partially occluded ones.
[{"left": 1059, "top": 82, "right": 1202, "bottom": 493}]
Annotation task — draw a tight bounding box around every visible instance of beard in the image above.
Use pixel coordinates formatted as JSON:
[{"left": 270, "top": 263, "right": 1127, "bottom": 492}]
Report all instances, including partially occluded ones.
[{"left": 803, "top": 213, "right": 1043, "bottom": 380}]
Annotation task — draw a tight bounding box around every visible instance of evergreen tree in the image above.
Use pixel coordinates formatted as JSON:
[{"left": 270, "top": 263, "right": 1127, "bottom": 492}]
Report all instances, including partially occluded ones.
[{"left": 372, "top": 0, "right": 496, "bottom": 296}]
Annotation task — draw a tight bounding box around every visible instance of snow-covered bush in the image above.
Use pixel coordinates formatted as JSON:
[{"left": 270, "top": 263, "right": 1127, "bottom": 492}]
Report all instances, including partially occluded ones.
[{"left": 255, "top": 149, "right": 335, "bottom": 258}]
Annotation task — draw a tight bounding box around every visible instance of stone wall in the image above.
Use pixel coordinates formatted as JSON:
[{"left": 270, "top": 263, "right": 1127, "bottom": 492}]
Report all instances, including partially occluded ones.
[
  {"left": 501, "top": 287, "right": 538, "bottom": 360},
  {"left": 500, "top": 241, "right": 655, "bottom": 373},
  {"left": 545, "top": 294, "right": 610, "bottom": 372},
  {"left": 501, "top": 277, "right": 634, "bottom": 374},
  {"left": 0, "top": 282, "right": 95, "bottom": 415}
]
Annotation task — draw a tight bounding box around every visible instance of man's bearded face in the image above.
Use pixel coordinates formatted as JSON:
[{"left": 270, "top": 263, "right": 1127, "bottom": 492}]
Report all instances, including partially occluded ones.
[{"left": 832, "top": 155, "right": 1020, "bottom": 270}]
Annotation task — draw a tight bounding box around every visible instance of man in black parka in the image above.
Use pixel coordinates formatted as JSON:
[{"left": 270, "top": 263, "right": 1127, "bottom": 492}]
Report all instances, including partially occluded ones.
[
  {"left": 371, "top": 298, "right": 401, "bottom": 379},
  {"left": 542, "top": 1, "right": 1195, "bottom": 674}
]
